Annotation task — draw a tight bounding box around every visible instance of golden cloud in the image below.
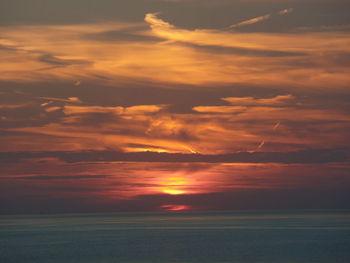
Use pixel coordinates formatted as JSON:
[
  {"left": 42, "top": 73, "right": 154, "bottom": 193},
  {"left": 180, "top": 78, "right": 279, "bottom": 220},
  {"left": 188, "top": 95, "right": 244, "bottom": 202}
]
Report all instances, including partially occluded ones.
[
  {"left": 222, "top": 95, "right": 296, "bottom": 106},
  {"left": 0, "top": 14, "right": 349, "bottom": 90}
]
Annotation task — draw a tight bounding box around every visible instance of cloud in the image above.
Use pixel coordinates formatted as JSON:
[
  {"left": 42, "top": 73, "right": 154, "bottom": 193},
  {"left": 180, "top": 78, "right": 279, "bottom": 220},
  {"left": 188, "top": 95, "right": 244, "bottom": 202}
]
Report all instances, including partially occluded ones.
[
  {"left": 228, "top": 8, "right": 294, "bottom": 29},
  {"left": 38, "top": 54, "right": 91, "bottom": 67},
  {"left": 229, "top": 14, "right": 272, "bottom": 29},
  {"left": 40, "top": 97, "right": 82, "bottom": 104},
  {"left": 278, "top": 8, "right": 294, "bottom": 15},
  {"left": 44, "top": 106, "right": 62, "bottom": 113},
  {"left": 273, "top": 121, "right": 281, "bottom": 130},
  {"left": 1, "top": 148, "right": 348, "bottom": 164},
  {"left": 1, "top": 12, "right": 350, "bottom": 155},
  {"left": 145, "top": 13, "right": 175, "bottom": 31},
  {"left": 222, "top": 94, "right": 296, "bottom": 106},
  {"left": 0, "top": 102, "right": 33, "bottom": 109},
  {"left": 63, "top": 104, "right": 166, "bottom": 115},
  {"left": 239, "top": 0, "right": 349, "bottom": 2},
  {"left": 176, "top": 42, "right": 305, "bottom": 57},
  {"left": 1, "top": 15, "right": 349, "bottom": 89},
  {"left": 84, "top": 28, "right": 164, "bottom": 43},
  {"left": 0, "top": 2, "right": 349, "bottom": 215},
  {"left": 192, "top": 106, "right": 247, "bottom": 114},
  {"left": 0, "top": 174, "right": 111, "bottom": 180},
  {"left": 295, "top": 25, "right": 350, "bottom": 32},
  {"left": 249, "top": 140, "right": 265, "bottom": 153},
  {"left": 5, "top": 99, "right": 350, "bottom": 154},
  {"left": 1, "top": 152, "right": 350, "bottom": 214}
]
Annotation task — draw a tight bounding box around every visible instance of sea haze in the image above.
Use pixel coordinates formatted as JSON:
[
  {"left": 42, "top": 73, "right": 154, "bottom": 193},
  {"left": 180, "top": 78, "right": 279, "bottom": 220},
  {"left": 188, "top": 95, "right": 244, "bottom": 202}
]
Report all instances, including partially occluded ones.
[{"left": 1, "top": 210, "right": 349, "bottom": 263}]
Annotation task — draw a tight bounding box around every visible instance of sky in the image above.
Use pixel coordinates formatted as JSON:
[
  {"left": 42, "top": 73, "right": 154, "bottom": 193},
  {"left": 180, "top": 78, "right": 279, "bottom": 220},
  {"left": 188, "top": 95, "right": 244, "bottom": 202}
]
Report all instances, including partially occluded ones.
[{"left": 0, "top": 0, "right": 350, "bottom": 214}]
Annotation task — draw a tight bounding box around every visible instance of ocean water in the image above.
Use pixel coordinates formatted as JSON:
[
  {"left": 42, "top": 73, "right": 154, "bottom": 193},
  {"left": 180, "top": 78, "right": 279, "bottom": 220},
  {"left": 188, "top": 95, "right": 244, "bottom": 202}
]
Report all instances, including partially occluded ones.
[{"left": 0, "top": 210, "right": 349, "bottom": 263}]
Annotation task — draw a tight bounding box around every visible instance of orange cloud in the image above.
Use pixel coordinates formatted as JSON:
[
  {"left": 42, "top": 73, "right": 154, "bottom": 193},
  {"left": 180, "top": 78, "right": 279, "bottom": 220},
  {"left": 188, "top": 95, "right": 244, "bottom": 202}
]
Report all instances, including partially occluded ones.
[
  {"left": 40, "top": 97, "right": 82, "bottom": 104},
  {"left": 1, "top": 13, "right": 350, "bottom": 155},
  {"left": 0, "top": 15, "right": 349, "bottom": 90},
  {"left": 193, "top": 106, "right": 247, "bottom": 113},
  {"left": 63, "top": 105, "right": 165, "bottom": 116},
  {"left": 7, "top": 99, "right": 348, "bottom": 155},
  {"left": 222, "top": 94, "right": 296, "bottom": 106},
  {"left": 228, "top": 14, "right": 272, "bottom": 29}
]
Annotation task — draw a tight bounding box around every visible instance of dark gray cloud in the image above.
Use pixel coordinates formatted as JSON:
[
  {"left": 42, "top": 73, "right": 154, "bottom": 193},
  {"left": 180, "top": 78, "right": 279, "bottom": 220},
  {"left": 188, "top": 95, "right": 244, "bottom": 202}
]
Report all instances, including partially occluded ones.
[
  {"left": 84, "top": 29, "right": 165, "bottom": 43},
  {"left": 323, "top": 51, "right": 350, "bottom": 68},
  {"left": 0, "top": 44, "right": 18, "bottom": 51},
  {"left": 0, "top": 175, "right": 111, "bottom": 181},
  {"left": 3, "top": 80, "right": 290, "bottom": 113},
  {"left": 1, "top": 187, "right": 349, "bottom": 215},
  {"left": 1, "top": 148, "right": 349, "bottom": 164},
  {"left": 121, "top": 188, "right": 350, "bottom": 212},
  {"left": 1, "top": 0, "right": 350, "bottom": 33}
]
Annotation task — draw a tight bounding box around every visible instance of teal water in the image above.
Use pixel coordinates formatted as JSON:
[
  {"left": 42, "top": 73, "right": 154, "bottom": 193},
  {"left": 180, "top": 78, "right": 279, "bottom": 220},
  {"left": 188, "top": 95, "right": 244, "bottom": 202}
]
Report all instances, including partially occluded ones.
[{"left": 1, "top": 210, "right": 349, "bottom": 263}]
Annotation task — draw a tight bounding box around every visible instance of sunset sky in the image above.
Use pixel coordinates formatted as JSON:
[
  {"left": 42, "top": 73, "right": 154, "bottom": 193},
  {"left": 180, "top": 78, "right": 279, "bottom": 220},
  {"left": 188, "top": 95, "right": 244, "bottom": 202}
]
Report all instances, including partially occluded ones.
[{"left": 1, "top": 0, "right": 349, "bottom": 214}]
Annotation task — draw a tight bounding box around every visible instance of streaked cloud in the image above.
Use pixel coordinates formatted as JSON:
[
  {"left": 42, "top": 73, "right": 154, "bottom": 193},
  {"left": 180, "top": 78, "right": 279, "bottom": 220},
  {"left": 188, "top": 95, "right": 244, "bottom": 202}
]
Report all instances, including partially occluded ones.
[
  {"left": 5, "top": 99, "right": 349, "bottom": 154},
  {"left": 1, "top": 148, "right": 348, "bottom": 164},
  {"left": 228, "top": 14, "right": 273, "bottom": 29},
  {"left": 228, "top": 8, "right": 294, "bottom": 29},
  {"left": 63, "top": 104, "right": 166, "bottom": 115},
  {"left": 222, "top": 94, "right": 296, "bottom": 106},
  {"left": 1, "top": 156, "right": 349, "bottom": 213},
  {"left": 40, "top": 97, "right": 82, "bottom": 104},
  {"left": 0, "top": 12, "right": 349, "bottom": 90}
]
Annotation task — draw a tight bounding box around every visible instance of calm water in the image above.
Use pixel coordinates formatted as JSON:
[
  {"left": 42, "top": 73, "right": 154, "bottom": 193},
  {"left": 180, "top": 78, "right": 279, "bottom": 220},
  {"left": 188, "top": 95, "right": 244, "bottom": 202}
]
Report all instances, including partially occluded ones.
[{"left": 1, "top": 210, "right": 349, "bottom": 263}]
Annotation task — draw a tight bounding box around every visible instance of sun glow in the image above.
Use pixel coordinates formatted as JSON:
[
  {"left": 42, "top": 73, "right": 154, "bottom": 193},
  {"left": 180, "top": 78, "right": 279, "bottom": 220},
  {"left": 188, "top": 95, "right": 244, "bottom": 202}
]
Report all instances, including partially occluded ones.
[
  {"left": 161, "top": 188, "right": 186, "bottom": 195},
  {"left": 158, "top": 177, "right": 189, "bottom": 195},
  {"left": 123, "top": 147, "right": 169, "bottom": 153},
  {"left": 160, "top": 204, "right": 191, "bottom": 211}
]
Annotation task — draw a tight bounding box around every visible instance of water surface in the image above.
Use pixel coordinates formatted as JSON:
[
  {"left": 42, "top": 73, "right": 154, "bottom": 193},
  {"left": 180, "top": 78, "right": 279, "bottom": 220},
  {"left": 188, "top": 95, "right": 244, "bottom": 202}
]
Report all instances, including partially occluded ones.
[{"left": 1, "top": 210, "right": 349, "bottom": 263}]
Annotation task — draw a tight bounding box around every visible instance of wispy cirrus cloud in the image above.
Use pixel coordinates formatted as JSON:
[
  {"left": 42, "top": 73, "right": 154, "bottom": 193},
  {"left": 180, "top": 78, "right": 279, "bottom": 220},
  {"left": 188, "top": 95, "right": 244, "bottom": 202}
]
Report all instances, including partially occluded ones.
[
  {"left": 228, "top": 8, "right": 294, "bottom": 29},
  {"left": 0, "top": 12, "right": 349, "bottom": 90},
  {"left": 0, "top": 10, "right": 350, "bottom": 155},
  {"left": 4, "top": 97, "right": 349, "bottom": 155}
]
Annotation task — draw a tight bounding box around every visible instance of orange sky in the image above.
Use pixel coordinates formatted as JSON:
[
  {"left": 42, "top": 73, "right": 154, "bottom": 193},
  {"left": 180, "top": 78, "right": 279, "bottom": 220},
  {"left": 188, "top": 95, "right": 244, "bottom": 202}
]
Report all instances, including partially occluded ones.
[{"left": 0, "top": 0, "right": 349, "bottom": 213}]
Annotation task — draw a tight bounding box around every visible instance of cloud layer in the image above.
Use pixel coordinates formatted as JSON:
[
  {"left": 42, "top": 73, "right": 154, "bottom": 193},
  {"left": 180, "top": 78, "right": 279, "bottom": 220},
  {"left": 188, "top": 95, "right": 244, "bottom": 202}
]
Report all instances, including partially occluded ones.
[{"left": 1, "top": 1, "right": 350, "bottom": 213}]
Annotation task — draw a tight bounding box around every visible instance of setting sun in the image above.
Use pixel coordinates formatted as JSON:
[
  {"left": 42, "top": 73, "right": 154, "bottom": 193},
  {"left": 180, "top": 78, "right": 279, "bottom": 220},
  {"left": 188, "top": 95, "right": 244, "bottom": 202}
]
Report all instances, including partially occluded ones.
[{"left": 158, "top": 177, "right": 189, "bottom": 195}]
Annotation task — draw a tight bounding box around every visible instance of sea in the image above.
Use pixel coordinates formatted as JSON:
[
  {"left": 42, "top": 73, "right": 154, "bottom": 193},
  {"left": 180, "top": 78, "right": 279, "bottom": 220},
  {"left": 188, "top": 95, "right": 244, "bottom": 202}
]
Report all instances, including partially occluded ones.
[{"left": 1, "top": 210, "right": 349, "bottom": 263}]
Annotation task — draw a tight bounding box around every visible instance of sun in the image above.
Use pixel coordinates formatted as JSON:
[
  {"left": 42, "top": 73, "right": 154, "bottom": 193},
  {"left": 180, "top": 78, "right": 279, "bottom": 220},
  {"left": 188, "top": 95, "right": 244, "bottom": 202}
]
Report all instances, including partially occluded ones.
[
  {"left": 161, "top": 188, "right": 186, "bottom": 195},
  {"left": 158, "top": 177, "right": 189, "bottom": 195}
]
